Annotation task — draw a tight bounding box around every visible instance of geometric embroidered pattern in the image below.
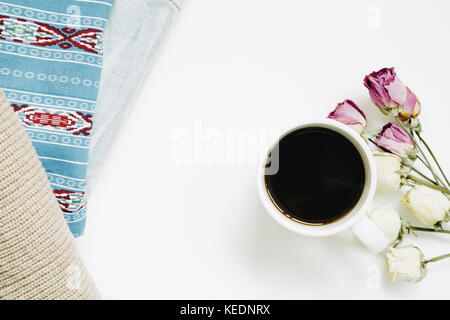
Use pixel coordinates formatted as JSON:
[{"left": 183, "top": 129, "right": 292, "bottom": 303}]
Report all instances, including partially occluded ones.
[
  {"left": 0, "top": 0, "right": 114, "bottom": 237},
  {"left": 5, "top": 91, "right": 96, "bottom": 112},
  {"left": 53, "top": 189, "right": 87, "bottom": 214},
  {"left": 0, "top": 15, "right": 103, "bottom": 54},
  {"left": 12, "top": 103, "right": 93, "bottom": 136},
  {"left": 26, "top": 130, "right": 90, "bottom": 148}
]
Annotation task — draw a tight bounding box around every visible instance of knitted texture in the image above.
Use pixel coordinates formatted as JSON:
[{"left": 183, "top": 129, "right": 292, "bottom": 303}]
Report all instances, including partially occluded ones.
[{"left": 0, "top": 92, "right": 100, "bottom": 300}]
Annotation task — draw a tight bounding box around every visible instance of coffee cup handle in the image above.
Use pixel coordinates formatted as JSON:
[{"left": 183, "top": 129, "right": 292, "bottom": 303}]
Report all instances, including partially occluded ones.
[{"left": 351, "top": 216, "right": 391, "bottom": 254}]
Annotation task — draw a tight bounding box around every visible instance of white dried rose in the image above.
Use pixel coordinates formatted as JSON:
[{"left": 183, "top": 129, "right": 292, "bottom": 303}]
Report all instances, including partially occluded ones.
[
  {"left": 374, "top": 153, "right": 402, "bottom": 193},
  {"left": 401, "top": 185, "right": 450, "bottom": 226},
  {"left": 386, "top": 245, "right": 426, "bottom": 282},
  {"left": 367, "top": 207, "right": 401, "bottom": 242}
]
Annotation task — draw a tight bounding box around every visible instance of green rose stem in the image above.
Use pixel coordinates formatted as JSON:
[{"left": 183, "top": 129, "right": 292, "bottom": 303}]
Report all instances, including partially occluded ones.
[
  {"left": 416, "top": 156, "right": 447, "bottom": 188},
  {"left": 415, "top": 132, "right": 450, "bottom": 189},
  {"left": 395, "top": 116, "right": 444, "bottom": 188},
  {"left": 413, "top": 132, "right": 448, "bottom": 188},
  {"left": 406, "top": 175, "right": 450, "bottom": 195},
  {"left": 424, "top": 253, "right": 450, "bottom": 264},
  {"left": 410, "top": 167, "right": 438, "bottom": 186},
  {"left": 411, "top": 227, "right": 450, "bottom": 235}
]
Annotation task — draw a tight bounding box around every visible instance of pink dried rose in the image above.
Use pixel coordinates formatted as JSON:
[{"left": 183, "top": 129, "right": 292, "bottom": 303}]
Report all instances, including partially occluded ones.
[
  {"left": 327, "top": 100, "right": 367, "bottom": 134},
  {"left": 376, "top": 123, "right": 415, "bottom": 158},
  {"left": 364, "top": 68, "right": 421, "bottom": 119},
  {"left": 398, "top": 92, "right": 421, "bottom": 120}
]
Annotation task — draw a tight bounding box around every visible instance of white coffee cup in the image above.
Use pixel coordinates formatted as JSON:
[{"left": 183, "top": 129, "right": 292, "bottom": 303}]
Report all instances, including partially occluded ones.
[{"left": 257, "top": 118, "right": 391, "bottom": 254}]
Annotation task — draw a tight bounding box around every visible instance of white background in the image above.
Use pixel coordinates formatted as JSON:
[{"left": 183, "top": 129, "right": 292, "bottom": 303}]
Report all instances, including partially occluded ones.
[{"left": 78, "top": 0, "right": 450, "bottom": 299}]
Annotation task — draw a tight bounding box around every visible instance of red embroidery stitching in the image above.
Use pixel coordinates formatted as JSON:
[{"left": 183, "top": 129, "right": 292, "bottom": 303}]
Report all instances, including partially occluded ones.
[
  {"left": 53, "top": 189, "right": 87, "bottom": 214},
  {"left": 0, "top": 15, "right": 103, "bottom": 54},
  {"left": 12, "top": 103, "right": 93, "bottom": 136}
]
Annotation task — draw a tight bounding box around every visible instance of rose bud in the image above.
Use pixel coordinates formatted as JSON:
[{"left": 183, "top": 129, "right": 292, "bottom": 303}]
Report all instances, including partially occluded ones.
[
  {"left": 364, "top": 67, "right": 406, "bottom": 111},
  {"left": 364, "top": 67, "right": 420, "bottom": 118},
  {"left": 376, "top": 123, "right": 415, "bottom": 158},
  {"left": 367, "top": 207, "right": 402, "bottom": 243},
  {"left": 373, "top": 153, "right": 402, "bottom": 193},
  {"left": 398, "top": 91, "right": 421, "bottom": 120},
  {"left": 401, "top": 185, "right": 450, "bottom": 226},
  {"left": 327, "top": 100, "right": 367, "bottom": 134},
  {"left": 386, "top": 245, "right": 427, "bottom": 282}
]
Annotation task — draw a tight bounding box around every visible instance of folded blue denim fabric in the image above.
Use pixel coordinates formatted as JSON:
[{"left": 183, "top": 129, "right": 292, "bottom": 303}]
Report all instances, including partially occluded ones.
[
  {"left": 0, "top": 0, "right": 114, "bottom": 236},
  {"left": 87, "top": 0, "right": 182, "bottom": 189}
]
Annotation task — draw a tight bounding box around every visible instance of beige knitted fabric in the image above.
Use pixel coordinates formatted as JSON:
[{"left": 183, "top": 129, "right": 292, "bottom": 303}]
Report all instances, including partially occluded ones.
[{"left": 0, "top": 91, "right": 100, "bottom": 300}]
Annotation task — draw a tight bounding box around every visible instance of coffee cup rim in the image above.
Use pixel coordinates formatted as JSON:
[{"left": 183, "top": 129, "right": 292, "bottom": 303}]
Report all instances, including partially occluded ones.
[{"left": 257, "top": 118, "right": 377, "bottom": 237}]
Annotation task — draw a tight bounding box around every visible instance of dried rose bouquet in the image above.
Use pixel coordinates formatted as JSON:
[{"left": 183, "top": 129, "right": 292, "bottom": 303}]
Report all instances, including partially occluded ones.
[{"left": 328, "top": 67, "right": 450, "bottom": 283}]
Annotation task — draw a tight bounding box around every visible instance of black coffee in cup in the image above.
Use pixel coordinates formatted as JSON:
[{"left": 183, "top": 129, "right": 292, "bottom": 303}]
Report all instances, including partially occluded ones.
[{"left": 264, "top": 127, "right": 366, "bottom": 225}]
